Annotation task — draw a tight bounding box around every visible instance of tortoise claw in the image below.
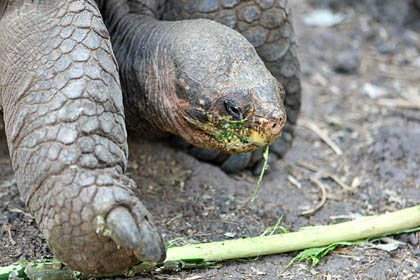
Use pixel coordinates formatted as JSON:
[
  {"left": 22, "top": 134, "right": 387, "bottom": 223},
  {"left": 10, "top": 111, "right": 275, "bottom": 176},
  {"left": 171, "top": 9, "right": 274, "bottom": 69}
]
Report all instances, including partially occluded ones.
[
  {"left": 134, "top": 220, "right": 167, "bottom": 263},
  {"left": 106, "top": 207, "right": 142, "bottom": 248},
  {"left": 106, "top": 207, "right": 166, "bottom": 263}
]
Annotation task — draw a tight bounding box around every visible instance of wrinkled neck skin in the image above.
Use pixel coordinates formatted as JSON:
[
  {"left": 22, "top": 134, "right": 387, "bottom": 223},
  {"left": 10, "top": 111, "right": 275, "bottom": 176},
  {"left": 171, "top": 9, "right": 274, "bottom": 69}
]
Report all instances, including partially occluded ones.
[{"left": 100, "top": 1, "right": 188, "bottom": 138}]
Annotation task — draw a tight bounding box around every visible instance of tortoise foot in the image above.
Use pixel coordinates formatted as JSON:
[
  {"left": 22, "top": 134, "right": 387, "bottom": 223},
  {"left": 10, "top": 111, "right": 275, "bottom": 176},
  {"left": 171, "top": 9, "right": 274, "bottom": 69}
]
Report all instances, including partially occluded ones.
[{"left": 35, "top": 170, "right": 166, "bottom": 276}]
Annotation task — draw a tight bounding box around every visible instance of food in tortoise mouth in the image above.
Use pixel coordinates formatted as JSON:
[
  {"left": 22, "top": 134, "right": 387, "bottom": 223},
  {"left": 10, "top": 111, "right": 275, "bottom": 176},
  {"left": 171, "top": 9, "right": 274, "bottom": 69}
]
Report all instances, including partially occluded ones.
[{"left": 0, "top": 0, "right": 300, "bottom": 276}]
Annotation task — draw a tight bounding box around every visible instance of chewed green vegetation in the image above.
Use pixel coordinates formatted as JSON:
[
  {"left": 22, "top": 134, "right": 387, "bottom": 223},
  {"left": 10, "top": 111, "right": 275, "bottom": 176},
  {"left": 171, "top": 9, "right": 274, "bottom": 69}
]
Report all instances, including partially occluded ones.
[
  {"left": 186, "top": 115, "right": 255, "bottom": 149},
  {"left": 214, "top": 119, "right": 248, "bottom": 143}
]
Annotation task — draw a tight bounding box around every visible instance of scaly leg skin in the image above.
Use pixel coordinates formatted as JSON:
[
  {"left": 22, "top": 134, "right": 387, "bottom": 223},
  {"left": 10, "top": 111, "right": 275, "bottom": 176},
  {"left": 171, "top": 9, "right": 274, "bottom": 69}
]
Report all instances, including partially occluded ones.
[
  {"left": 0, "top": 0, "right": 165, "bottom": 276},
  {"left": 164, "top": 0, "right": 301, "bottom": 173}
]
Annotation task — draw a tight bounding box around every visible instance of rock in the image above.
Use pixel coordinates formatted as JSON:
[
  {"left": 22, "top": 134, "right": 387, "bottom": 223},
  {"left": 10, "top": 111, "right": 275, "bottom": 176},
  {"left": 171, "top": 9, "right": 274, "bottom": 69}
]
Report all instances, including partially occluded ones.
[
  {"left": 399, "top": 233, "right": 419, "bottom": 245},
  {"left": 224, "top": 232, "right": 236, "bottom": 238},
  {"left": 332, "top": 49, "right": 360, "bottom": 74},
  {"left": 401, "top": 30, "right": 419, "bottom": 48},
  {"left": 376, "top": 41, "right": 399, "bottom": 55},
  {"left": 303, "top": 9, "right": 344, "bottom": 27},
  {"left": 363, "top": 83, "right": 387, "bottom": 99},
  {"left": 414, "top": 0, "right": 420, "bottom": 10}
]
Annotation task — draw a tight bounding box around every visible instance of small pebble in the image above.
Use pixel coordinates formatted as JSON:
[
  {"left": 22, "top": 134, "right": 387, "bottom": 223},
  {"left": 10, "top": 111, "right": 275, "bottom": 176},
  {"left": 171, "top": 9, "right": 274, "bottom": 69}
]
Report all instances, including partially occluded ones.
[
  {"left": 400, "top": 233, "right": 419, "bottom": 245},
  {"left": 303, "top": 9, "right": 344, "bottom": 27},
  {"left": 255, "top": 208, "right": 265, "bottom": 218},
  {"left": 376, "top": 41, "right": 399, "bottom": 55},
  {"left": 224, "top": 232, "right": 236, "bottom": 238},
  {"left": 363, "top": 83, "right": 387, "bottom": 99},
  {"left": 414, "top": 0, "right": 420, "bottom": 10},
  {"left": 359, "top": 257, "right": 369, "bottom": 264},
  {"left": 402, "top": 30, "right": 419, "bottom": 48},
  {"left": 332, "top": 49, "right": 360, "bottom": 74}
]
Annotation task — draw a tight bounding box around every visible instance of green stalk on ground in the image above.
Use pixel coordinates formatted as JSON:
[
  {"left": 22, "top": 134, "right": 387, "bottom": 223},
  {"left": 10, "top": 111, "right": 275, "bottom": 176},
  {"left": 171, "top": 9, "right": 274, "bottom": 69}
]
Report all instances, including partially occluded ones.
[{"left": 1, "top": 205, "right": 419, "bottom": 280}]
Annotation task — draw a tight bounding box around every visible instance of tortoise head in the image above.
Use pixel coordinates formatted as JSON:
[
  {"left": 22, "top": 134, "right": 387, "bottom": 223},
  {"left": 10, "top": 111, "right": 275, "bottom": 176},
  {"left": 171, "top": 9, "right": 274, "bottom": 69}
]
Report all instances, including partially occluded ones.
[{"left": 161, "top": 20, "right": 286, "bottom": 154}]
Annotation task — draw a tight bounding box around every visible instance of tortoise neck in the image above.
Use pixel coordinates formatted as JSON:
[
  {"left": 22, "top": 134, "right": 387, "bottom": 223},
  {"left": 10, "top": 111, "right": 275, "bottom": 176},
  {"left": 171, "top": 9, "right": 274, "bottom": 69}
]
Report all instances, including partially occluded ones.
[
  {"left": 101, "top": 2, "right": 186, "bottom": 136},
  {"left": 97, "top": 0, "right": 166, "bottom": 21}
]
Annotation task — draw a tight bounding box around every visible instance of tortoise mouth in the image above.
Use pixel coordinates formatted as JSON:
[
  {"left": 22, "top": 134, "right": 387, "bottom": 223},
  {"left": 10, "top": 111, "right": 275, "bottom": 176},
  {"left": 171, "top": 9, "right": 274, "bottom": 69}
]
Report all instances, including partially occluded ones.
[{"left": 184, "top": 115, "right": 284, "bottom": 154}]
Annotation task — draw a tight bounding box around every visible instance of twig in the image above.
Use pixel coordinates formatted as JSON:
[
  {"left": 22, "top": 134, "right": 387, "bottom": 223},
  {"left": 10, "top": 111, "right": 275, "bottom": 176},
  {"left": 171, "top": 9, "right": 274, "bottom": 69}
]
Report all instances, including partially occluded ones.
[
  {"left": 1, "top": 225, "right": 15, "bottom": 245},
  {"left": 296, "top": 160, "right": 353, "bottom": 192},
  {"left": 1, "top": 206, "right": 419, "bottom": 279},
  {"left": 299, "top": 120, "right": 343, "bottom": 155},
  {"left": 295, "top": 160, "right": 320, "bottom": 173},
  {"left": 377, "top": 69, "right": 420, "bottom": 82},
  {"left": 287, "top": 175, "right": 302, "bottom": 189},
  {"left": 377, "top": 98, "right": 420, "bottom": 110},
  {"left": 300, "top": 178, "right": 327, "bottom": 216}
]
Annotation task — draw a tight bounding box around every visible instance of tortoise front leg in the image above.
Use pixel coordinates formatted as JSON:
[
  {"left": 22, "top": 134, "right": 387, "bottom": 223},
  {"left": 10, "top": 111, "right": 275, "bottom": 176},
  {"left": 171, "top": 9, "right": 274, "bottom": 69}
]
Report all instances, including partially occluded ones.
[{"left": 0, "top": 0, "right": 165, "bottom": 275}]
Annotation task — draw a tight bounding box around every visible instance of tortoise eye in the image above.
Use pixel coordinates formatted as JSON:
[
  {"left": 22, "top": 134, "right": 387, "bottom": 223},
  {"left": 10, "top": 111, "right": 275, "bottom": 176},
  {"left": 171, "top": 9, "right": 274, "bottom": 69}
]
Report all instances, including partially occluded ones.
[{"left": 224, "top": 99, "right": 243, "bottom": 120}]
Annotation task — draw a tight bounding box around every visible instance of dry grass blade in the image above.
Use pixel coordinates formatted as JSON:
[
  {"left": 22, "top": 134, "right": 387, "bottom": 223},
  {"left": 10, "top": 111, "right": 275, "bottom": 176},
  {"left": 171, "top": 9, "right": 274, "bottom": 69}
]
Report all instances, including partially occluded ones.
[
  {"left": 296, "top": 160, "right": 353, "bottom": 192},
  {"left": 300, "top": 178, "right": 327, "bottom": 216},
  {"left": 299, "top": 120, "right": 343, "bottom": 155},
  {"left": 377, "top": 98, "right": 420, "bottom": 110},
  {"left": 1, "top": 225, "right": 15, "bottom": 245},
  {"left": 288, "top": 175, "right": 302, "bottom": 189}
]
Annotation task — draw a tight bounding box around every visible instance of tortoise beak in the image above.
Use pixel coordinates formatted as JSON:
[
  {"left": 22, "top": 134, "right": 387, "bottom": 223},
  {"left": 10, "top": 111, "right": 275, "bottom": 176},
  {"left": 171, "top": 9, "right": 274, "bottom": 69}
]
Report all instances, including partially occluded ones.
[{"left": 247, "top": 109, "right": 287, "bottom": 146}]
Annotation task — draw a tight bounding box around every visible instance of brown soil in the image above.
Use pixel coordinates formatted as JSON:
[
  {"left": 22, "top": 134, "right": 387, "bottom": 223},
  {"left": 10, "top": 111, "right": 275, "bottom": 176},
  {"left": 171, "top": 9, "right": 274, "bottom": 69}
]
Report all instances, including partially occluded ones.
[{"left": 1, "top": 1, "right": 419, "bottom": 279}]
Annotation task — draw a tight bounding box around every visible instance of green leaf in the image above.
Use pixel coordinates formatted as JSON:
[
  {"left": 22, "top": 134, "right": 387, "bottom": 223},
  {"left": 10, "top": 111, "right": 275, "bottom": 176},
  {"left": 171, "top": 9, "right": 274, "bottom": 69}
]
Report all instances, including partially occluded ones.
[
  {"left": 285, "top": 240, "right": 369, "bottom": 268},
  {"left": 180, "top": 258, "right": 205, "bottom": 264},
  {"left": 166, "top": 237, "right": 187, "bottom": 248}
]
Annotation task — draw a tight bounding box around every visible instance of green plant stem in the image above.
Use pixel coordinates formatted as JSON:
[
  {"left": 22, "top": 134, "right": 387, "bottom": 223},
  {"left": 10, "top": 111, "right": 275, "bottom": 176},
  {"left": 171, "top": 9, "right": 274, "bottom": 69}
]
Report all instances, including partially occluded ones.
[
  {"left": 251, "top": 145, "right": 269, "bottom": 203},
  {"left": 1, "top": 205, "right": 419, "bottom": 279},
  {"left": 165, "top": 205, "right": 420, "bottom": 261}
]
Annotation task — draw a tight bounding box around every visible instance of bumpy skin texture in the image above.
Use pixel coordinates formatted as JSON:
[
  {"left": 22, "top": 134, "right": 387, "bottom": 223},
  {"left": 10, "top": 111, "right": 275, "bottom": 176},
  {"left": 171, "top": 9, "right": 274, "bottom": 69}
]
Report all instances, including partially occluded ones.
[
  {"left": 99, "top": 0, "right": 295, "bottom": 173},
  {"left": 0, "top": 0, "right": 165, "bottom": 275},
  {"left": 0, "top": 0, "right": 298, "bottom": 275},
  {"left": 163, "top": 0, "right": 301, "bottom": 171}
]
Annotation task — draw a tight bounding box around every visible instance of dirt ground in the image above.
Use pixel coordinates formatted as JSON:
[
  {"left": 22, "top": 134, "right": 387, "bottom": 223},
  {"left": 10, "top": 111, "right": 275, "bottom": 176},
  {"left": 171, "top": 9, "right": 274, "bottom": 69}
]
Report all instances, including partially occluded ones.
[{"left": 1, "top": 1, "right": 420, "bottom": 279}]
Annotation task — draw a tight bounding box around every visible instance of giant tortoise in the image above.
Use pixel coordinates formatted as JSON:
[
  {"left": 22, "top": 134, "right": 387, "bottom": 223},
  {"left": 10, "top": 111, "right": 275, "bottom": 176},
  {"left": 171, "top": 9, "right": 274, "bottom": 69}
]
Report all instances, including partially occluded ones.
[{"left": 0, "top": 0, "right": 300, "bottom": 275}]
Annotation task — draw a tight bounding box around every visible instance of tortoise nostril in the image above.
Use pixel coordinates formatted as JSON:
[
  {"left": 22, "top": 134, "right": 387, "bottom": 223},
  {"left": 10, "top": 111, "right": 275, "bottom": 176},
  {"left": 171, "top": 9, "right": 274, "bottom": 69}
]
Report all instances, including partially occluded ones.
[
  {"left": 269, "top": 114, "right": 286, "bottom": 135},
  {"left": 270, "top": 121, "right": 282, "bottom": 135},
  {"left": 278, "top": 113, "right": 286, "bottom": 125}
]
